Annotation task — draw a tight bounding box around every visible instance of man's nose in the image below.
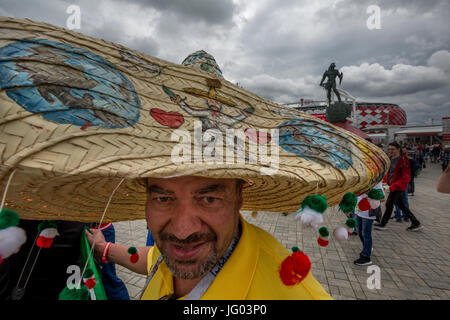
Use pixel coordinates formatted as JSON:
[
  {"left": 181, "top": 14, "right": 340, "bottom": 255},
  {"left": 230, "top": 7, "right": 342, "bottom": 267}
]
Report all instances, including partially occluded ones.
[{"left": 169, "top": 200, "right": 202, "bottom": 240}]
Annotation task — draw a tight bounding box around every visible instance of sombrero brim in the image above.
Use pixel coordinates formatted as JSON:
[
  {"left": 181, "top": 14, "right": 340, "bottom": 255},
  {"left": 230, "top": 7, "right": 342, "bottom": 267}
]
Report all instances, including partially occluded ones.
[{"left": 0, "top": 17, "right": 389, "bottom": 222}]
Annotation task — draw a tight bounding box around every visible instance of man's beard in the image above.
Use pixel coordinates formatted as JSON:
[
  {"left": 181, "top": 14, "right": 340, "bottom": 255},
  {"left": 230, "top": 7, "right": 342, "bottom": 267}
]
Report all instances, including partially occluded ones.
[{"left": 158, "top": 231, "right": 219, "bottom": 280}]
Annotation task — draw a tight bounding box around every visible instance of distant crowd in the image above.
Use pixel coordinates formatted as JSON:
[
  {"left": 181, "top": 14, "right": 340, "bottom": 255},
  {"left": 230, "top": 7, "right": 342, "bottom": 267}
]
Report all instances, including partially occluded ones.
[
  {"left": 376, "top": 142, "right": 449, "bottom": 172},
  {"left": 399, "top": 142, "right": 449, "bottom": 172}
]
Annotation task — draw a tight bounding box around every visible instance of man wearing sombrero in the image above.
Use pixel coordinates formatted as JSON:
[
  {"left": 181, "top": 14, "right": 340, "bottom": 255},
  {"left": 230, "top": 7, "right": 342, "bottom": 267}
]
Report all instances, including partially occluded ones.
[{"left": 0, "top": 18, "right": 389, "bottom": 300}]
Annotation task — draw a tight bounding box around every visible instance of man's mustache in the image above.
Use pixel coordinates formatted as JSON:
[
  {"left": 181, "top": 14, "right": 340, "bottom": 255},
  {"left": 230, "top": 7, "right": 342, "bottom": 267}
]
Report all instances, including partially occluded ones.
[{"left": 159, "top": 231, "right": 217, "bottom": 244}]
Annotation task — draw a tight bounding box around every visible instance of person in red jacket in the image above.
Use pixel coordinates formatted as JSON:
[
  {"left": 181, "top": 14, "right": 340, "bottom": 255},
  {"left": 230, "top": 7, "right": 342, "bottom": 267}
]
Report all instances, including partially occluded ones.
[{"left": 374, "top": 142, "right": 423, "bottom": 232}]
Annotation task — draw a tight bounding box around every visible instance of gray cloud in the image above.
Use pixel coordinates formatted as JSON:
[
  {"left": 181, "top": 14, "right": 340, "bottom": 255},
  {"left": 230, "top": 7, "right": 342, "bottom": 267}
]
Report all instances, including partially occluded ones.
[
  {"left": 0, "top": 0, "right": 448, "bottom": 126},
  {"left": 114, "top": 0, "right": 237, "bottom": 26},
  {"left": 340, "top": 52, "right": 450, "bottom": 97}
]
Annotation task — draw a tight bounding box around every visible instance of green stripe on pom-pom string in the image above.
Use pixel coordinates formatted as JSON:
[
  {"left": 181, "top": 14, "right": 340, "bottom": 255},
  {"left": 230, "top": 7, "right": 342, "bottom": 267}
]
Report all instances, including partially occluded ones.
[
  {"left": 368, "top": 189, "right": 384, "bottom": 200},
  {"left": 318, "top": 226, "right": 330, "bottom": 238},
  {"left": 338, "top": 192, "right": 357, "bottom": 214},
  {"left": 301, "top": 195, "right": 328, "bottom": 214},
  {"left": 37, "top": 220, "right": 57, "bottom": 233},
  {"left": 345, "top": 218, "right": 357, "bottom": 229},
  {"left": 0, "top": 209, "right": 20, "bottom": 230},
  {"left": 83, "top": 268, "right": 94, "bottom": 279}
]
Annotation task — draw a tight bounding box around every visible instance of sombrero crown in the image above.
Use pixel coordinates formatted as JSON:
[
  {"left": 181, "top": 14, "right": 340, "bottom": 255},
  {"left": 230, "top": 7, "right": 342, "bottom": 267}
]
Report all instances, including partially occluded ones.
[{"left": 0, "top": 17, "right": 389, "bottom": 222}]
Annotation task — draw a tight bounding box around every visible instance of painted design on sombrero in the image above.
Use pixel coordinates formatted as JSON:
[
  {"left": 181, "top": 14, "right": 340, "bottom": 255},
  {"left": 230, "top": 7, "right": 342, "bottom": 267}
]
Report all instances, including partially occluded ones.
[
  {"left": 183, "top": 78, "right": 237, "bottom": 107},
  {"left": 119, "top": 48, "right": 165, "bottom": 77},
  {"left": 150, "top": 108, "right": 184, "bottom": 129},
  {"left": 181, "top": 50, "right": 224, "bottom": 79},
  {"left": 355, "top": 139, "right": 384, "bottom": 181},
  {"left": 0, "top": 17, "right": 391, "bottom": 223},
  {"left": 162, "top": 85, "right": 254, "bottom": 134},
  {"left": 181, "top": 51, "right": 270, "bottom": 145},
  {"left": 278, "top": 119, "right": 354, "bottom": 170},
  {"left": 0, "top": 39, "right": 141, "bottom": 129},
  {"left": 245, "top": 128, "right": 271, "bottom": 145}
]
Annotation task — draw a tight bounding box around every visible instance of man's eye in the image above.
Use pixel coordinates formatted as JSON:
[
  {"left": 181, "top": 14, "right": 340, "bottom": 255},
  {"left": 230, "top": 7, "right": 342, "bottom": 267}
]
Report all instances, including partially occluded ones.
[
  {"left": 202, "top": 197, "right": 217, "bottom": 204},
  {"left": 155, "top": 197, "right": 171, "bottom": 203}
]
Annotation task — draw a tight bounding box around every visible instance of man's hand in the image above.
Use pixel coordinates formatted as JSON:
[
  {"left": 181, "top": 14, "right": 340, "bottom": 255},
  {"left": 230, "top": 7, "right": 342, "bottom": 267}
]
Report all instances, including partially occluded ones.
[{"left": 85, "top": 228, "right": 107, "bottom": 260}]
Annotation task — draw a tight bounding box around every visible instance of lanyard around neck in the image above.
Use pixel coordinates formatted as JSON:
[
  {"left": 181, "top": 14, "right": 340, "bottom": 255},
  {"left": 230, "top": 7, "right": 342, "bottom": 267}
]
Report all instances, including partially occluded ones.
[{"left": 185, "top": 223, "right": 241, "bottom": 300}]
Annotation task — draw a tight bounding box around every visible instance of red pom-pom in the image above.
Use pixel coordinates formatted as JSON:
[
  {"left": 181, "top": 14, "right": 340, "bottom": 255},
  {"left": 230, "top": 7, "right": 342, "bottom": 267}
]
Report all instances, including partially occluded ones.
[
  {"left": 279, "top": 249, "right": 311, "bottom": 286},
  {"left": 292, "top": 250, "right": 311, "bottom": 277},
  {"left": 279, "top": 256, "right": 297, "bottom": 285},
  {"left": 0, "top": 256, "right": 3, "bottom": 264},
  {"left": 84, "top": 278, "right": 96, "bottom": 290},
  {"left": 358, "top": 197, "right": 371, "bottom": 212},
  {"left": 130, "top": 253, "right": 139, "bottom": 264},
  {"left": 317, "top": 237, "right": 329, "bottom": 247},
  {"left": 37, "top": 236, "right": 54, "bottom": 248}
]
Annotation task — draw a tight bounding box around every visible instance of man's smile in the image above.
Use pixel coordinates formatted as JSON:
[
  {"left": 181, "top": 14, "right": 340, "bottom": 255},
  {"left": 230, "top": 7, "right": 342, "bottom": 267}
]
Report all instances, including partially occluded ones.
[{"left": 169, "top": 241, "right": 213, "bottom": 261}]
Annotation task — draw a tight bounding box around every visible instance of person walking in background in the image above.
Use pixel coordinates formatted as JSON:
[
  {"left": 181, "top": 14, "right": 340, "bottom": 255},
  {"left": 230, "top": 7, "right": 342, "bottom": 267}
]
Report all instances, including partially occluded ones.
[
  {"left": 354, "top": 182, "right": 385, "bottom": 266},
  {"left": 374, "top": 142, "right": 423, "bottom": 232},
  {"left": 432, "top": 144, "right": 441, "bottom": 163},
  {"left": 393, "top": 148, "right": 417, "bottom": 222},
  {"left": 424, "top": 144, "right": 430, "bottom": 162},
  {"left": 417, "top": 142, "right": 423, "bottom": 157},
  {"left": 406, "top": 149, "right": 419, "bottom": 196},
  {"left": 393, "top": 190, "right": 409, "bottom": 222},
  {"left": 416, "top": 147, "right": 425, "bottom": 170}
]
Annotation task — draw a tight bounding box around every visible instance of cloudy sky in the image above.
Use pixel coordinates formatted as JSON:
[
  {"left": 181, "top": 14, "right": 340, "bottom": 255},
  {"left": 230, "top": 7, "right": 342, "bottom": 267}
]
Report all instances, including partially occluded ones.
[{"left": 1, "top": 0, "right": 449, "bottom": 125}]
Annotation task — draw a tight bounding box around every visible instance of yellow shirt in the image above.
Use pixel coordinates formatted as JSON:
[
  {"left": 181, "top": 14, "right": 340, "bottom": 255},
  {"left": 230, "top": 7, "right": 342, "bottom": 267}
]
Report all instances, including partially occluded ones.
[{"left": 141, "top": 215, "right": 332, "bottom": 300}]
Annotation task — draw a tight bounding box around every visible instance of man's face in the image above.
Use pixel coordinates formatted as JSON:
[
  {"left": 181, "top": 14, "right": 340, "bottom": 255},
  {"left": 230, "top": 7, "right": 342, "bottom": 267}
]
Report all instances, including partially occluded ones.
[
  {"left": 388, "top": 145, "right": 400, "bottom": 158},
  {"left": 145, "top": 176, "right": 243, "bottom": 280}
]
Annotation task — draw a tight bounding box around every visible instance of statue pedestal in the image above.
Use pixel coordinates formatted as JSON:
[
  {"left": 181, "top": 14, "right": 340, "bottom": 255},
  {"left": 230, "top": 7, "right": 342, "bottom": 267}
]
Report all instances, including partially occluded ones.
[{"left": 325, "top": 102, "right": 351, "bottom": 123}]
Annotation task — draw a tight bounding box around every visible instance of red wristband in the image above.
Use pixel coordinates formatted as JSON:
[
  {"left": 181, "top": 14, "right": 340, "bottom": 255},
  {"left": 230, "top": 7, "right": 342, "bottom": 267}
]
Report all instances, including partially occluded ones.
[{"left": 102, "top": 242, "right": 112, "bottom": 263}]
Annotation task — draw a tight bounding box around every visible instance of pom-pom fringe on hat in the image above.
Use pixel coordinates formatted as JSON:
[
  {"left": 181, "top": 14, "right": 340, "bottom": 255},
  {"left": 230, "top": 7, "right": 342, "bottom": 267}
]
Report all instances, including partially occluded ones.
[{"left": 0, "top": 17, "right": 389, "bottom": 222}]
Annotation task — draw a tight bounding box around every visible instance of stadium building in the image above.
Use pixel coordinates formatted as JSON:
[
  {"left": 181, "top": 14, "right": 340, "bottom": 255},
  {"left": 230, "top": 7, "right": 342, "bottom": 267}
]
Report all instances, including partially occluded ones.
[{"left": 283, "top": 99, "right": 407, "bottom": 146}]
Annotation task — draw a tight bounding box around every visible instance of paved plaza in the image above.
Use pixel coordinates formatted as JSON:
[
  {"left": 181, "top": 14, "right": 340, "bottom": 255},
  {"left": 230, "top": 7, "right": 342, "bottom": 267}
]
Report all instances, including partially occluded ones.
[{"left": 114, "top": 162, "right": 450, "bottom": 300}]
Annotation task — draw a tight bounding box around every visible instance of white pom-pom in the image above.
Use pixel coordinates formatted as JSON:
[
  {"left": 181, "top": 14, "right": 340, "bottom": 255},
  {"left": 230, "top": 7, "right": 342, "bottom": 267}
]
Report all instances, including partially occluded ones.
[
  {"left": 368, "top": 198, "right": 381, "bottom": 209},
  {"left": 0, "top": 227, "right": 27, "bottom": 259},
  {"left": 39, "top": 227, "right": 59, "bottom": 238},
  {"left": 333, "top": 227, "right": 348, "bottom": 241},
  {"left": 295, "top": 207, "right": 323, "bottom": 228}
]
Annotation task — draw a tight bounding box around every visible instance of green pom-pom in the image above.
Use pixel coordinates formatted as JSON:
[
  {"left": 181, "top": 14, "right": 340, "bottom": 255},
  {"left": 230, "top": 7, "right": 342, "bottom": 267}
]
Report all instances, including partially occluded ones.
[
  {"left": 38, "top": 220, "right": 57, "bottom": 233},
  {"left": 368, "top": 189, "right": 384, "bottom": 200},
  {"left": 128, "top": 246, "right": 138, "bottom": 255},
  {"left": 338, "top": 192, "right": 357, "bottom": 214},
  {"left": 83, "top": 268, "right": 94, "bottom": 279},
  {"left": 345, "top": 218, "right": 357, "bottom": 229},
  {"left": 301, "top": 195, "right": 328, "bottom": 214},
  {"left": 291, "top": 246, "right": 300, "bottom": 252},
  {"left": 0, "top": 209, "right": 20, "bottom": 230},
  {"left": 318, "top": 226, "right": 329, "bottom": 237},
  {"left": 58, "top": 285, "right": 89, "bottom": 300}
]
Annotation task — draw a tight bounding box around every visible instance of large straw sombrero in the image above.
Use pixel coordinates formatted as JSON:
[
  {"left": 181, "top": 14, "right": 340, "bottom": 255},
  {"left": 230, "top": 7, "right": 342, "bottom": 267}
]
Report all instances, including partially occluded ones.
[{"left": 0, "top": 17, "right": 389, "bottom": 222}]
